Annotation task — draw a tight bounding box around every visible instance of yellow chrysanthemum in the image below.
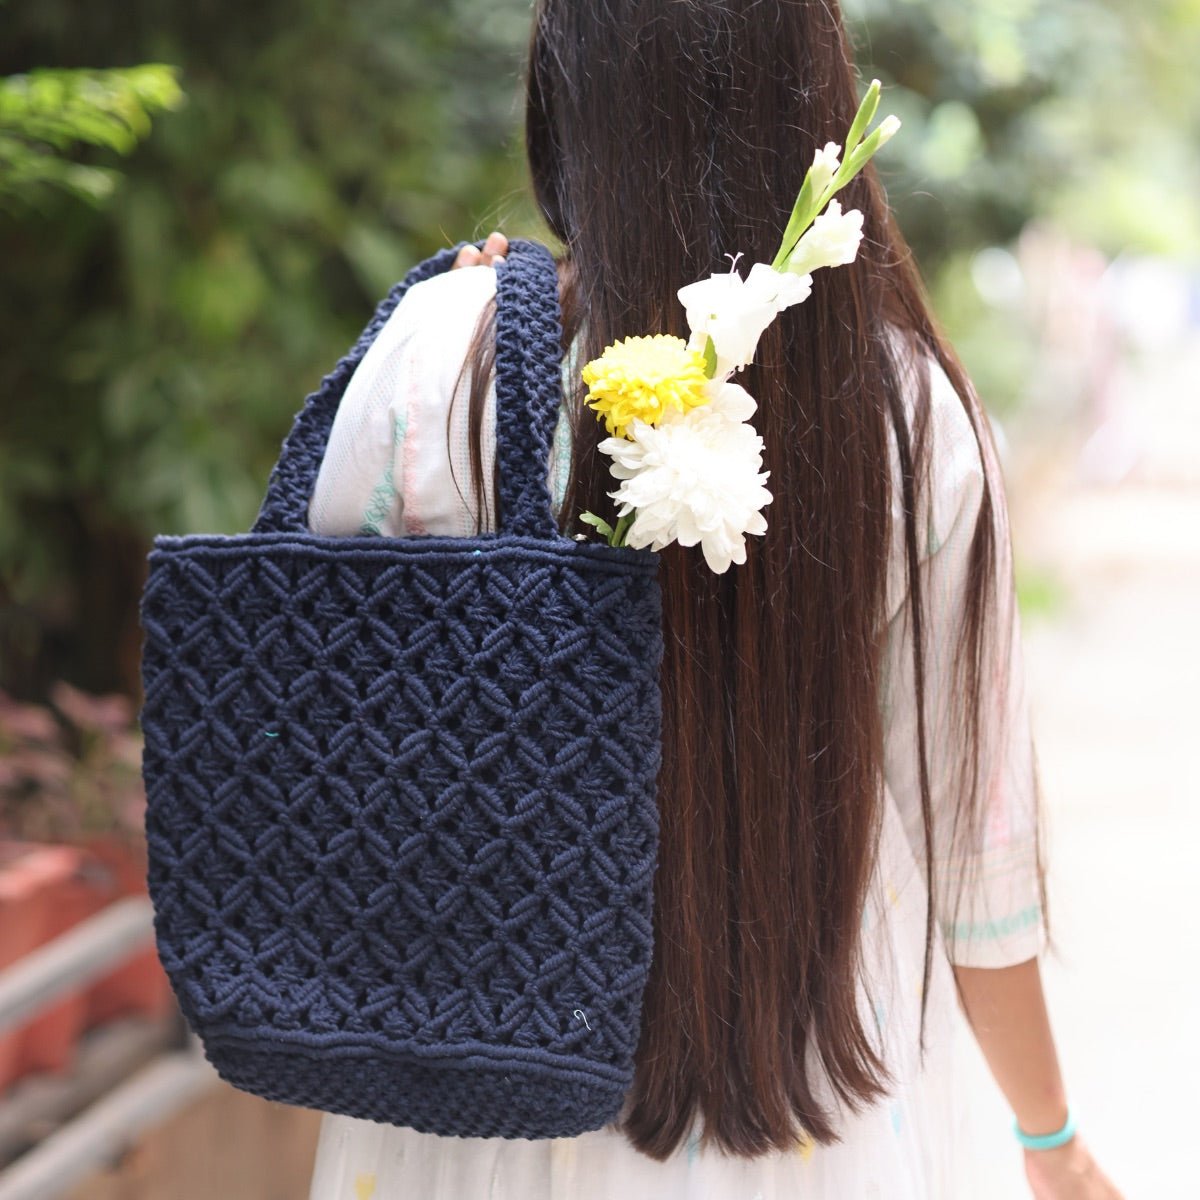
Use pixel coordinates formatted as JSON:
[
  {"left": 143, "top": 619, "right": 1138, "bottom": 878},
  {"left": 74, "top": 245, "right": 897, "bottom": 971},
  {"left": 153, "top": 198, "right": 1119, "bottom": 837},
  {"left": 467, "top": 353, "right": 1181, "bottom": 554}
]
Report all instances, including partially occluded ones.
[{"left": 581, "top": 335, "right": 711, "bottom": 437}]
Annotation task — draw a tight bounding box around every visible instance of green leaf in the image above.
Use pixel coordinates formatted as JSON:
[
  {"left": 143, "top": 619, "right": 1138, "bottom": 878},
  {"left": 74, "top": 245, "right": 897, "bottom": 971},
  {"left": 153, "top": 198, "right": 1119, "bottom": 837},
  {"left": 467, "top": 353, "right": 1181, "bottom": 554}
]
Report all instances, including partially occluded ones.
[
  {"left": 579, "top": 511, "right": 615, "bottom": 541},
  {"left": 343, "top": 223, "right": 414, "bottom": 296},
  {"left": 702, "top": 334, "right": 718, "bottom": 378},
  {"left": 0, "top": 65, "right": 183, "bottom": 208}
]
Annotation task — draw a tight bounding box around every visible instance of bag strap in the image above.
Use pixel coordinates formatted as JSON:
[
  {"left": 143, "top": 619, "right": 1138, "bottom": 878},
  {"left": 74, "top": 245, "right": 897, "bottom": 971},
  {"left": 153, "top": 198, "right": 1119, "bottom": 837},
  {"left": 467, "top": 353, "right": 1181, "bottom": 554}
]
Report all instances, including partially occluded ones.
[
  {"left": 252, "top": 236, "right": 566, "bottom": 540},
  {"left": 492, "top": 237, "right": 565, "bottom": 539}
]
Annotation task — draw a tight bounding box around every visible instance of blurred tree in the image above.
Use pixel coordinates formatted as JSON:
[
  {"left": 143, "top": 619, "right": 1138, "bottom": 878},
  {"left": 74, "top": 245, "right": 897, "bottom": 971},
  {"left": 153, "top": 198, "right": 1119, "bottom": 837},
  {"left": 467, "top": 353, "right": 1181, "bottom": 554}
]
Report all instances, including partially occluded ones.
[
  {"left": 0, "top": 0, "right": 537, "bottom": 696},
  {"left": 845, "top": 0, "right": 1200, "bottom": 409},
  {"left": 0, "top": 64, "right": 182, "bottom": 209},
  {"left": 847, "top": 0, "right": 1200, "bottom": 262},
  {"left": 1, "top": 0, "right": 1196, "bottom": 696}
]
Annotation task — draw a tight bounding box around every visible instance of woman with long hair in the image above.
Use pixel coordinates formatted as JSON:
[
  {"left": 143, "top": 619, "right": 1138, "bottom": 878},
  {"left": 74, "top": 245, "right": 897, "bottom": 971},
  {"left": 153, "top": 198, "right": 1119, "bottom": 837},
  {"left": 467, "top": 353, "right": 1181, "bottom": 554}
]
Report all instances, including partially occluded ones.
[{"left": 304, "top": 1, "right": 1122, "bottom": 1195}]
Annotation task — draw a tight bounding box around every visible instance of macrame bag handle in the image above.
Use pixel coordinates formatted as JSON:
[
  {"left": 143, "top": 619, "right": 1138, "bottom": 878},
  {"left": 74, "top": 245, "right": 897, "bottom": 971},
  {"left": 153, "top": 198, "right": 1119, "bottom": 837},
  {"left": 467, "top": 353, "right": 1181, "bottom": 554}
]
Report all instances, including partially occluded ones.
[
  {"left": 491, "top": 237, "right": 566, "bottom": 539},
  {"left": 252, "top": 237, "right": 565, "bottom": 541}
]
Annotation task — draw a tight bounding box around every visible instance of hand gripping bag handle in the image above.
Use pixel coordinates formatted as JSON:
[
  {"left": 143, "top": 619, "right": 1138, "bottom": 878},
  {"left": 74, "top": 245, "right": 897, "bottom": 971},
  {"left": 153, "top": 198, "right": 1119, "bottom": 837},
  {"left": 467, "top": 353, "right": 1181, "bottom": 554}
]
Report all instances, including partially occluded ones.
[{"left": 251, "top": 237, "right": 565, "bottom": 541}]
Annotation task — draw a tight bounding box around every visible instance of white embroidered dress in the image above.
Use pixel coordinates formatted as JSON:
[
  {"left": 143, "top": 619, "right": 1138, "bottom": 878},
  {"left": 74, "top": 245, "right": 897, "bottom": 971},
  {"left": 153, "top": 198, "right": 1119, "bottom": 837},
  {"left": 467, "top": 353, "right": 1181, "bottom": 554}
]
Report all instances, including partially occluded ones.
[{"left": 305, "top": 264, "right": 1045, "bottom": 1200}]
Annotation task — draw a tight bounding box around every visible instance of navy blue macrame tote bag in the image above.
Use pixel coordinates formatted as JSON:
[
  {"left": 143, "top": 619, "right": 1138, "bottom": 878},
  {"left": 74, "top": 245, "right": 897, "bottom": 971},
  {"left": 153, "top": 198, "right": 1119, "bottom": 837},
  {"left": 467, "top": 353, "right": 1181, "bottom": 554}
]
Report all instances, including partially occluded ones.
[{"left": 139, "top": 238, "right": 664, "bottom": 1139}]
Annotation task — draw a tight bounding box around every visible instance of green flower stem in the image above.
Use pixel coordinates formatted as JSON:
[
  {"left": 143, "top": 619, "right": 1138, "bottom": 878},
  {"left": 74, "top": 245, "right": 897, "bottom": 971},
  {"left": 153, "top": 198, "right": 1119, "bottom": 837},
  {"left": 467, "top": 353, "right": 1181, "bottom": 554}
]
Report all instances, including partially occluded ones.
[
  {"left": 770, "top": 78, "right": 889, "bottom": 272},
  {"left": 840, "top": 123, "right": 890, "bottom": 181},
  {"left": 773, "top": 172, "right": 817, "bottom": 270},
  {"left": 612, "top": 511, "right": 635, "bottom": 548},
  {"left": 842, "top": 79, "right": 881, "bottom": 165}
]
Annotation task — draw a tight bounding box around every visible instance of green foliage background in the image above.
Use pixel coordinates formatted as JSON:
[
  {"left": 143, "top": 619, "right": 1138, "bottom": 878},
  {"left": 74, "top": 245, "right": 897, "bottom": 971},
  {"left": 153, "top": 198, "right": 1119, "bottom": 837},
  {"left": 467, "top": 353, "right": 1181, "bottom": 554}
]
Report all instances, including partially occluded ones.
[{"left": 1, "top": 0, "right": 1196, "bottom": 696}]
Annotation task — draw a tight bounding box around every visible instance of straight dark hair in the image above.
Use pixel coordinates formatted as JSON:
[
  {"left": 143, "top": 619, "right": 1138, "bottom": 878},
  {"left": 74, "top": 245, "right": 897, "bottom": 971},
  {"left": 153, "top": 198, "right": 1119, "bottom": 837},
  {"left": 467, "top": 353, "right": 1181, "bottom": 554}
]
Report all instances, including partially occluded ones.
[{"left": 449, "top": 0, "right": 1046, "bottom": 1162}]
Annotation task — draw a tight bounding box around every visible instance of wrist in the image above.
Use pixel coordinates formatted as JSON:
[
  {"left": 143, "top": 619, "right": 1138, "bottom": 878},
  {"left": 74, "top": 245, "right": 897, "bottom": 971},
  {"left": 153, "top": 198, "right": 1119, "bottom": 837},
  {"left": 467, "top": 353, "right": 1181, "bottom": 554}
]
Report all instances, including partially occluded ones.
[
  {"left": 1015, "top": 1099, "right": 1070, "bottom": 1137},
  {"left": 1014, "top": 1103, "right": 1076, "bottom": 1151}
]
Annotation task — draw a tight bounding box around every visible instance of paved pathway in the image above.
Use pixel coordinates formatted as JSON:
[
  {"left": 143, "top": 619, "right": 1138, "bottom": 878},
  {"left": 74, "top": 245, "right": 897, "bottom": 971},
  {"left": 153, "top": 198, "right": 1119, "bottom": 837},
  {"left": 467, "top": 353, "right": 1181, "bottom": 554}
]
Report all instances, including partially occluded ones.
[{"left": 963, "top": 333, "right": 1200, "bottom": 1197}]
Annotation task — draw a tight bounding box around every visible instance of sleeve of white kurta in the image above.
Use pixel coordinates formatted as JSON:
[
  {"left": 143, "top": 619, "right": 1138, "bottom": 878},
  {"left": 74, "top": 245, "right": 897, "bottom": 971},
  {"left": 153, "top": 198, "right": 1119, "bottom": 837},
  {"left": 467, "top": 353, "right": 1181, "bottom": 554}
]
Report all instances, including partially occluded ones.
[
  {"left": 880, "top": 354, "right": 1047, "bottom": 969},
  {"left": 307, "top": 263, "right": 574, "bottom": 538},
  {"left": 307, "top": 265, "right": 503, "bottom": 538}
]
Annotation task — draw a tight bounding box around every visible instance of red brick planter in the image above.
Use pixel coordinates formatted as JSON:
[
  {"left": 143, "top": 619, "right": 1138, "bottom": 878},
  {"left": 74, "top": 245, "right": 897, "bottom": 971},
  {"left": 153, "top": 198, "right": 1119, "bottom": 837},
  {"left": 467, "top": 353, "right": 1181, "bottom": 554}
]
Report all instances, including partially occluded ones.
[
  {"left": 78, "top": 836, "right": 173, "bottom": 1028},
  {"left": 0, "top": 838, "right": 173, "bottom": 1095},
  {"left": 0, "top": 842, "right": 92, "bottom": 1091}
]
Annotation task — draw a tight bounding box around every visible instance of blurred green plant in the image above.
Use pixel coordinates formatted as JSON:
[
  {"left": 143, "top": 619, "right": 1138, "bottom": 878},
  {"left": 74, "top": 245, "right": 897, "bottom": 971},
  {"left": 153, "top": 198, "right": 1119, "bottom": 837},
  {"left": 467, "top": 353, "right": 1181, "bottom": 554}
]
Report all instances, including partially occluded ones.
[
  {"left": 0, "top": 0, "right": 537, "bottom": 695},
  {"left": 1, "top": 0, "right": 1197, "bottom": 695},
  {"left": 845, "top": 0, "right": 1200, "bottom": 413},
  {"left": 846, "top": 0, "right": 1200, "bottom": 264},
  {"left": 0, "top": 65, "right": 183, "bottom": 208},
  {"left": 1015, "top": 561, "right": 1072, "bottom": 623}
]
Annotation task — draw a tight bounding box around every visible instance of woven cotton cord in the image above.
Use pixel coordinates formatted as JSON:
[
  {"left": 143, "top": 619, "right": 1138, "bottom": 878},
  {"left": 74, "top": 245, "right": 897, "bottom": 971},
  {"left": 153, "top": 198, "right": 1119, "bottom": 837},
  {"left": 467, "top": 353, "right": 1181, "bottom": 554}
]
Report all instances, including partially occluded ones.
[
  {"left": 140, "top": 235, "right": 666, "bottom": 1140},
  {"left": 492, "top": 239, "right": 567, "bottom": 538}
]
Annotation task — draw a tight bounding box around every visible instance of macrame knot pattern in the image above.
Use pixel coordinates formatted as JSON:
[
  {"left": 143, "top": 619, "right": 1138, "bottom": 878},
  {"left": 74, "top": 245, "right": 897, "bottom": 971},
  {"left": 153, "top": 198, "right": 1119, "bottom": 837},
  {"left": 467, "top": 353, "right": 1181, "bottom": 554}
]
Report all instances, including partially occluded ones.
[{"left": 140, "top": 240, "right": 664, "bottom": 1138}]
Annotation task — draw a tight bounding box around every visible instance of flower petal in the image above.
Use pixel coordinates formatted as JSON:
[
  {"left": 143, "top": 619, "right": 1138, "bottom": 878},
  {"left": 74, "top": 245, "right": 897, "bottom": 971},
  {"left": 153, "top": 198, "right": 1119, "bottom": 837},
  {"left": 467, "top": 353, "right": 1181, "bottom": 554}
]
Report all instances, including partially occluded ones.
[{"left": 786, "top": 200, "right": 865, "bottom": 276}]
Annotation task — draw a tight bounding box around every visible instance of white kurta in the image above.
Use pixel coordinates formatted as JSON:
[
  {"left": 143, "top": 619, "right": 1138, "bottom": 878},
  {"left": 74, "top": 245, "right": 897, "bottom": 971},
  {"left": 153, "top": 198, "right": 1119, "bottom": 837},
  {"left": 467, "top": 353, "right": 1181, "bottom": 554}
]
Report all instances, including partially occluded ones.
[{"left": 305, "top": 264, "right": 1046, "bottom": 1199}]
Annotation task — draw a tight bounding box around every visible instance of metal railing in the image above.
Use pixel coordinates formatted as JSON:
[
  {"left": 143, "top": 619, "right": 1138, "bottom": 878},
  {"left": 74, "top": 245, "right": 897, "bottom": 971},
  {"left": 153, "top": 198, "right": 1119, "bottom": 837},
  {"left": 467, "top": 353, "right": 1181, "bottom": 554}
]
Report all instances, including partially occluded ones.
[
  {"left": 0, "top": 900, "right": 216, "bottom": 1200},
  {"left": 0, "top": 900, "right": 156, "bottom": 1038}
]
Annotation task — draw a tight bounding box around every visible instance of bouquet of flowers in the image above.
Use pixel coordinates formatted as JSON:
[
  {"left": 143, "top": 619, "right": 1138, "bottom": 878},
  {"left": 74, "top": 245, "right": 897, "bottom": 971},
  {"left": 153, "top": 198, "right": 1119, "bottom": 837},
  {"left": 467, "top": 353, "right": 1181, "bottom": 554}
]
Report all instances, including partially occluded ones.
[{"left": 579, "top": 80, "right": 900, "bottom": 573}]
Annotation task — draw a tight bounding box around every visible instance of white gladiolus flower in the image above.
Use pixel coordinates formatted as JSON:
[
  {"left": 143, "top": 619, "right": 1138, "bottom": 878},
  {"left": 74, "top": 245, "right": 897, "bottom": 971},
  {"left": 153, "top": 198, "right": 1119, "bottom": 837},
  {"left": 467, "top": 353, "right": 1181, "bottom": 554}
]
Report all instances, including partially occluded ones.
[
  {"left": 785, "top": 199, "right": 865, "bottom": 277},
  {"left": 597, "top": 382, "right": 773, "bottom": 574},
  {"left": 745, "top": 262, "right": 813, "bottom": 310},
  {"left": 677, "top": 262, "right": 812, "bottom": 379},
  {"left": 577, "top": 85, "right": 902, "bottom": 573},
  {"left": 677, "top": 269, "right": 777, "bottom": 380},
  {"left": 875, "top": 114, "right": 902, "bottom": 147},
  {"left": 808, "top": 141, "right": 842, "bottom": 198}
]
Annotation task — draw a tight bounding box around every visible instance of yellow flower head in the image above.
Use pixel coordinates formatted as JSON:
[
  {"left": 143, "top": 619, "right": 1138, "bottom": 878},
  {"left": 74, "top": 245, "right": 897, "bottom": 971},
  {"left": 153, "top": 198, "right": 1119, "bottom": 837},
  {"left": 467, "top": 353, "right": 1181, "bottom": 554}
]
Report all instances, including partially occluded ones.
[{"left": 581, "top": 334, "right": 710, "bottom": 438}]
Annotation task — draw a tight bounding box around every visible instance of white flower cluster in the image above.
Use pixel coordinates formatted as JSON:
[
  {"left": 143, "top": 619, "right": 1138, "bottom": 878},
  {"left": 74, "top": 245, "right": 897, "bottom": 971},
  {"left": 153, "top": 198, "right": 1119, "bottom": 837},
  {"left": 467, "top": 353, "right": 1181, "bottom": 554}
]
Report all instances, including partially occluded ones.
[
  {"left": 590, "top": 88, "right": 900, "bottom": 574},
  {"left": 599, "top": 147, "right": 875, "bottom": 573},
  {"left": 599, "top": 382, "right": 772, "bottom": 574}
]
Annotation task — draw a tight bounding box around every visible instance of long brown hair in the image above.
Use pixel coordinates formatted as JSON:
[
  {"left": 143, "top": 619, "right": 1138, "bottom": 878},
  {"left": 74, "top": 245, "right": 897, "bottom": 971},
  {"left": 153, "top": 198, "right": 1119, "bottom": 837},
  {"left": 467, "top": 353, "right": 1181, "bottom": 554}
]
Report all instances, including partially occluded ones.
[{"left": 450, "top": 0, "right": 1044, "bottom": 1161}]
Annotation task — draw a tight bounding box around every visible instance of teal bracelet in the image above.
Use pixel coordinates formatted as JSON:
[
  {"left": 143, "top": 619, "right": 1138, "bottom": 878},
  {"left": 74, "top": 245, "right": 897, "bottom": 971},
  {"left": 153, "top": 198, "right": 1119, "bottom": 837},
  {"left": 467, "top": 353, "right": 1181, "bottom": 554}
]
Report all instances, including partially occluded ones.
[{"left": 1014, "top": 1106, "right": 1077, "bottom": 1151}]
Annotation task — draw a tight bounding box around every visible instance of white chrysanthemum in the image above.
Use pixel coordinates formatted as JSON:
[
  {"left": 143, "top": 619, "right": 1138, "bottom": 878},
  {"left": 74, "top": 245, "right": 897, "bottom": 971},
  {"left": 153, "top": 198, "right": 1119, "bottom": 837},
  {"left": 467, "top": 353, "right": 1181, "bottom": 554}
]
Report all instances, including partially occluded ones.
[{"left": 597, "top": 382, "right": 773, "bottom": 574}]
